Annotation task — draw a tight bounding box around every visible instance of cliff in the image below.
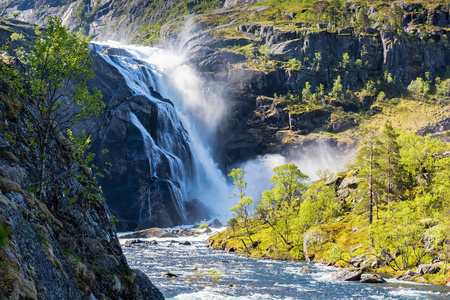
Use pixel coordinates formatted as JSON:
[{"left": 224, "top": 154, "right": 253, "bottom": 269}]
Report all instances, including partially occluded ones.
[{"left": 0, "top": 22, "right": 164, "bottom": 300}]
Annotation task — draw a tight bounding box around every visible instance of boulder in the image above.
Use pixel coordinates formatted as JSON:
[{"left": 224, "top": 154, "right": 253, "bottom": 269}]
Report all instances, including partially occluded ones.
[
  {"left": 340, "top": 177, "right": 359, "bottom": 189},
  {"left": 416, "top": 264, "right": 441, "bottom": 275},
  {"left": 145, "top": 240, "right": 158, "bottom": 245},
  {"left": 124, "top": 239, "right": 144, "bottom": 247},
  {"left": 360, "top": 274, "right": 386, "bottom": 283},
  {"left": 164, "top": 272, "right": 177, "bottom": 278},
  {"left": 118, "top": 228, "right": 169, "bottom": 239},
  {"left": 300, "top": 266, "right": 312, "bottom": 274},
  {"left": 180, "top": 241, "right": 192, "bottom": 246},
  {"left": 325, "top": 174, "right": 344, "bottom": 187},
  {"left": 332, "top": 270, "right": 362, "bottom": 281},
  {"left": 160, "top": 232, "right": 178, "bottom": 238},
  {"left": 348, "top": 255, "right": 369, "bottom": 268},
  {"left": 209, "top": 219, "right": 224, "bottom": 228}
]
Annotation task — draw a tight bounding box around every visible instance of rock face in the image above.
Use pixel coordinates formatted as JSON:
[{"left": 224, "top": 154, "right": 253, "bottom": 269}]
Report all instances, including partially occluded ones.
[
  {"left": 179, "top": 19, "right": 450, "bottom": 165},
  {"left": 84, "top": 44, "right": 213, "bottom": 231},
  {"left": 0, "top": 47, "right": 163, "bottom": 299},
  {"left": 0, "top": 0, "right": 187, "bottom": 43}
]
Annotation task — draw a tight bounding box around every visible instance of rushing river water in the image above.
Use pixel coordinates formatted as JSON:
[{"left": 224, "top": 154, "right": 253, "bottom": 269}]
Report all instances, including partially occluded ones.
[{"left": 120, "top": 231, "right": 450, "bottom": 300}]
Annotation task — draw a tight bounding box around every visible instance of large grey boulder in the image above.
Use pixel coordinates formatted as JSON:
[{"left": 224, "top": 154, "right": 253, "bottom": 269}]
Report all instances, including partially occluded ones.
[
  {"left": 332, "top": 270, "right": 363, "bottom": 281},
  {"left": 417, "top": 264, "right": 441, "bottom": 275}
]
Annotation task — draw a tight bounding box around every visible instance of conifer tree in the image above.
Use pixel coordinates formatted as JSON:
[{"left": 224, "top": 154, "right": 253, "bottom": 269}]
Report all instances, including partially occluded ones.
[
  {"left": 356, "top": 127, "right": 382, "bottom": 225},
  {"left": 379, "top": 123, "right": 402, "bottom": 206}
]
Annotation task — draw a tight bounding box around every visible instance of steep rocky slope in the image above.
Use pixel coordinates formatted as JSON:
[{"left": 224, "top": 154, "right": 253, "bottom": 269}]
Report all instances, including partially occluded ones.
[{"left": 0, "top": 23, "right": 164, "bottom": 299}]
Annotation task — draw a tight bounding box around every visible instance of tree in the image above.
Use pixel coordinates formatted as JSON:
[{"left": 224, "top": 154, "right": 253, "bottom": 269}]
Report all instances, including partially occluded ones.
[
  {"left": 270, "top": 164, "right": 309, "bottom": 244},
  {"left": 355, "top": 127, "right": 382, "bottom": 227},
  {"left": 332, "top": 75, "right": 343, "bottom": 99},
  {"left": 407, "top": 76, "right": 430, "bottom": 100},
  {"left": 356, "top": 6, "right": 370, "bottom": 31},
  {"left": 2, "top": 16, "right": 104, "bottom": 199},
  {"left": 388, "top": 3, "right": 404, "bottom": 33},
  {"left": 379, "top": 123, "right": 402, "bottom": 206},
  {"left": 294, "top": 181, "right": 339, "bottom": 258},
  {"left": 228, "top": 168, "right": 254, "bottom": 249},
  {"left": 340, "top": 53, "right": 350, "bottom": 69},
  {"left": 302, "top": 82, "right": 313, "bottom": 106},
  {"left": 435, "top": 77, "right": 450, "bottom": 105},
  {"left": 313, "top": 1, "right": 329, "bottom": 22}
]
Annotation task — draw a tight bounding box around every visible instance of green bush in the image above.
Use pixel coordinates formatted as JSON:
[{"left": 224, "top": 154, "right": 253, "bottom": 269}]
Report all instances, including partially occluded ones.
[{"left": 0, "top": 224, "right": 9, "bottom": 248}]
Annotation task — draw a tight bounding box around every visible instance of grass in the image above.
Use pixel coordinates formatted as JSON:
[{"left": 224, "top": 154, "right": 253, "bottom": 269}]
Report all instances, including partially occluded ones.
[{"left": 0, "top": 224, "right": 9, "bottom": 248}]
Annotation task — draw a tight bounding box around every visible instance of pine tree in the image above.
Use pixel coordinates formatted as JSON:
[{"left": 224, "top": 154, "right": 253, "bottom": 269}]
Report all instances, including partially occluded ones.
[
  {"left": 379, "top": 123, "right": 402, "bottom": 206},
  {"left": 356, "top": 127, "right": 382, "bottom": 225}
]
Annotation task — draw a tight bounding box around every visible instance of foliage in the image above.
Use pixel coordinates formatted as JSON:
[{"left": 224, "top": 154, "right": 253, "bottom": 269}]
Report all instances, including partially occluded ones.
[
  {"left": 213, "top": 127, "right": 450, "bottom": 285},
  {"left": 407, "top": 74, "right": 431, "bottom": 100},
  {"left": 1, "top": 16, "right": 104, "bottom": 201},
  {"left": 228, "top": 168, "right": 254, "bottom": 248},
  {"left": 0, "top": 224, "right": 8, "bottom": 248},
  {"left": 331, "top": 75, "right": 343, "bottom": 99}
]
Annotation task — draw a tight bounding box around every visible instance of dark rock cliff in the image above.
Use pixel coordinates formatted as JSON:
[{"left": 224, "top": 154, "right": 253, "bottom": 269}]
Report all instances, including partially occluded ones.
[
  {"left": 0, "top": 24, "right": 164, "bottom": 299},
  {"left": 180, "top": 18, "right": 450, "bottom": 165}
]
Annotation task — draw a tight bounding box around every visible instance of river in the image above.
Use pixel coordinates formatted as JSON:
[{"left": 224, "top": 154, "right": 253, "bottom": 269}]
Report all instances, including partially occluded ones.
[{"left": 120, "top": 230, "right": 450, "bottom": 300}]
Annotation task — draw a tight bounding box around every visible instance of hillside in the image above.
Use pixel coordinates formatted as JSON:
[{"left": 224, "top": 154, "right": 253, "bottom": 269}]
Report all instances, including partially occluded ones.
[
  {"left": 209, "top": 126, "right": 450, "bottom": 285},
  {"left": 0, "top": 19, "right": 164, "bottom": 299}
]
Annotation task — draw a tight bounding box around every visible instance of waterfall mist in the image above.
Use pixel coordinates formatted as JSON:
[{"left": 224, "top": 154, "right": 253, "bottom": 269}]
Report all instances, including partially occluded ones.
[{"left": 239, "top": 142, "right": 350, "bottom": 202}]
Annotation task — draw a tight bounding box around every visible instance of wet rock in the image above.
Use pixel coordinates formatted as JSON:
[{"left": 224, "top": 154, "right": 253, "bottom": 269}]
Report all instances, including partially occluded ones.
[
  {"left": 134, "top": 269, "right": 165, "bottom": 300},
  {"left": 300, "top": 266, "right": 312, "bottom": 274},
  {"left": 124, "top": 239, "right": 144, "bottom": 247},
  {"left": 145, "top": 240, "right": 158, "bottom": 245},
  {"left": 360, "top": 274, "right": 386, "bottom": 284},
  {"left": 332, "top": 270, "right": 362, "bottom": 281},
  {"left": 180, "top": 241, "right": 192, "bottom": 246},
  {"left": 209, "top": 219, "right": 224, "bottom": 228},
  {"left": 164, "top": 272, "right": 177, "bottom": 278}
]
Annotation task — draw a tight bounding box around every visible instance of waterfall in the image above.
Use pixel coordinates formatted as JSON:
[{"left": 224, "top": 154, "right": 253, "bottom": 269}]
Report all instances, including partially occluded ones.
[{"left": 92, "top": 42, "right": 229, "bottom": 227}]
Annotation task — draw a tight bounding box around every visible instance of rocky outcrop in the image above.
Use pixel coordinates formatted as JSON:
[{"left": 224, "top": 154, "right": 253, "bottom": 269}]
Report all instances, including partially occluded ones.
[{"left": 0, "top": 55, "right": 163, "bottom": 299}]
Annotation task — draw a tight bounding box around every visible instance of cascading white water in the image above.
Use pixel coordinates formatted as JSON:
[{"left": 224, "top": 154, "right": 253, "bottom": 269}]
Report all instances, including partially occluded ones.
[{"left": 92, "top": 42, "right": 230, "bottom": 224}]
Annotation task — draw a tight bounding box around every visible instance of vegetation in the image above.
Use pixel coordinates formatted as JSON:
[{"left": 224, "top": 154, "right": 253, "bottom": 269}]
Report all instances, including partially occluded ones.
[
  {"left": 0, "top": 17, "right": 104, "bottom": 200},
  {"left": 211, "top": 126, "right": 450, "bottom": 285},
  {"left": 0, "top": 224, "right": 8, "bottom": 248}
]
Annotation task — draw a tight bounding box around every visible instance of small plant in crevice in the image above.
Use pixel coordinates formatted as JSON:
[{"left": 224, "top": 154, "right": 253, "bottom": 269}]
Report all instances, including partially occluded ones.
[{"left": 0, "top": 224, "right": 9, "bottom": 248}]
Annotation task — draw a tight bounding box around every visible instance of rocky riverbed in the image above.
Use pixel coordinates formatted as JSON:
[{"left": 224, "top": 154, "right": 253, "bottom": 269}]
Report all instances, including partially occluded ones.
[{"left": 120, "top": 228, "right": 450, "bottom": 299}]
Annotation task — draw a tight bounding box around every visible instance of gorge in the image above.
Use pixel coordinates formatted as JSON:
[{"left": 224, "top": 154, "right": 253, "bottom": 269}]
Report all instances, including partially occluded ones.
[{"left": 1, "top": 0, "right": 450, "bottom": 299}]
